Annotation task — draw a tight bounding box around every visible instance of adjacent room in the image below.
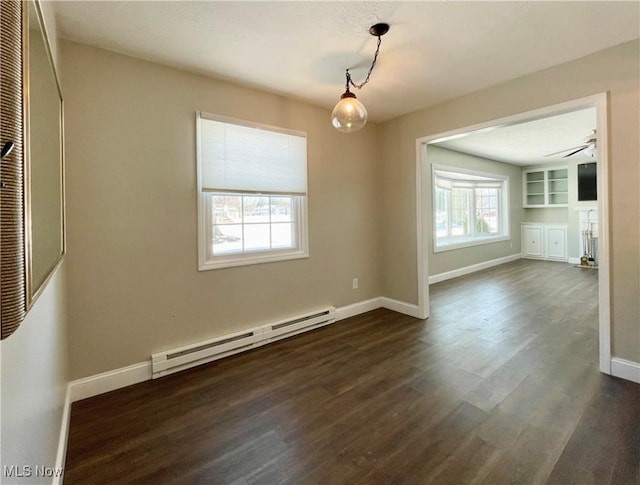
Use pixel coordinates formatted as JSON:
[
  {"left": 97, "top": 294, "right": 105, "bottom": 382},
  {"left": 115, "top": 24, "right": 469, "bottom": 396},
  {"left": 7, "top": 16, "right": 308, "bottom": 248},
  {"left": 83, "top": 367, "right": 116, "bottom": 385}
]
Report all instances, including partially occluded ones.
[{"left": 1, "top": 1, "right": 639, "bottom": 484}]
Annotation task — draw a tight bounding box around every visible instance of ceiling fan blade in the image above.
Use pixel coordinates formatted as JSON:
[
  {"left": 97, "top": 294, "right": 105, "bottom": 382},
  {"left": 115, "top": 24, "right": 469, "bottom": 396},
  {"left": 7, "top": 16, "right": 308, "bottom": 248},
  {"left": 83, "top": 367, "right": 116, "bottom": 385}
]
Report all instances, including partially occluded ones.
[
  {"left": 544, "top": 144, "right": 587, "bottom": 157},
  {"left": 562, "top": 146, "right": 589, "bottom": 158}
]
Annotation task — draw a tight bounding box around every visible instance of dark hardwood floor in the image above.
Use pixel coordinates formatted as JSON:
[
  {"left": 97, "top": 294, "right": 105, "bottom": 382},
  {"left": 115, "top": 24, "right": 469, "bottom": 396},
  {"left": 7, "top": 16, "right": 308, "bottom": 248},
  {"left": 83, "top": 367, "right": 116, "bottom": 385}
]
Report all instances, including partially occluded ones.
[{"left": 64, "top": 259, "right": 640, "bottom": 484}]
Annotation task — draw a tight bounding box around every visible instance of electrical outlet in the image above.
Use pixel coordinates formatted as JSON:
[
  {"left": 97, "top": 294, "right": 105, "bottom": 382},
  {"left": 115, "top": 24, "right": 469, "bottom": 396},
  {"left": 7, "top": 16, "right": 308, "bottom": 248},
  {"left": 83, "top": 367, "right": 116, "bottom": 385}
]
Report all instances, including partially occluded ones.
[{"left": 352, "top": 278, "right": 359, "bottom": 290}]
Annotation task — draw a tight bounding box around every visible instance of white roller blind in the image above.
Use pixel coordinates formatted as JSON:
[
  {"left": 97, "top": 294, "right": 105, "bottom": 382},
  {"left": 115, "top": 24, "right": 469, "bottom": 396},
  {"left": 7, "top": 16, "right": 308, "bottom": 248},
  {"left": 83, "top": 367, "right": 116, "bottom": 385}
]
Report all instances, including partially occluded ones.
[
  {"left": 435, "top": 170, "right": 503, "bottom": 189},
  {"left": 199, "top": 113, "right": 307, "bottom": 195}
]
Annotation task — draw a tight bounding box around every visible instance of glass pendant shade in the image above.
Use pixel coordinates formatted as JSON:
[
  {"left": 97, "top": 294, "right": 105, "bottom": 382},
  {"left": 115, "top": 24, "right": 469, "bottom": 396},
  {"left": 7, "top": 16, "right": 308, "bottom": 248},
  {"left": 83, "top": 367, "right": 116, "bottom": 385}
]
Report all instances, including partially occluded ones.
[{"left": 331, "top": 92, "right": 368, "bottom": 133}]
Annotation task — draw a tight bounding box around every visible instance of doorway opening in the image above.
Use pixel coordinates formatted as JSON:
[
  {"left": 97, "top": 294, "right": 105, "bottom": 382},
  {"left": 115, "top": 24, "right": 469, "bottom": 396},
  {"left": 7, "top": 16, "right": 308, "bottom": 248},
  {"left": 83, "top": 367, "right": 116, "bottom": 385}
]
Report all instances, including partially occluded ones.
[{"left": 415, "top": 93, "right": 611, "bottom": 374}]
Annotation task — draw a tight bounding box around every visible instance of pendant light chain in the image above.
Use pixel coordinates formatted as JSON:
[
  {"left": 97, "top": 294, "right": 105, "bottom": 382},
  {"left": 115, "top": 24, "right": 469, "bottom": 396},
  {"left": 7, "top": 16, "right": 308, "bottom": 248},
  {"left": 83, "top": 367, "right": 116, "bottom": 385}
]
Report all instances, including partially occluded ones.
[
  {"left": 346, "top": 34, "right": 383, "bottom": 91},
  {"left": 332, "top": 23, "right": 389, "bottom": 133}
]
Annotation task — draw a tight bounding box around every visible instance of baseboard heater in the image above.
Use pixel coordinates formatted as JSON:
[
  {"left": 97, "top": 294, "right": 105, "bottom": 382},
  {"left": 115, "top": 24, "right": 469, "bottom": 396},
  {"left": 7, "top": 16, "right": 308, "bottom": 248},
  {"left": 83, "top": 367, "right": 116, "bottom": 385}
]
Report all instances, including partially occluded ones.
[{"left": 151, "top": 307, "right": 336, "bottom": 379}]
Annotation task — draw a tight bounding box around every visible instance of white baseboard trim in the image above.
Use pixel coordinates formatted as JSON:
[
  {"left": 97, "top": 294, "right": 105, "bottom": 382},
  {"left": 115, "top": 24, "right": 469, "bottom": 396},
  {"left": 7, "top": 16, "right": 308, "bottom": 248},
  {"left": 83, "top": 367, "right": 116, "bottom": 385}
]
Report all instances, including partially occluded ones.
[
  {"left": 69, "top": 361, "right": 152, "bottom": 403},
  {"left": 610, "top": 357, "right": 640, "bottom": 384},
  {"left": 335, "top": 297, "right": 382, "bottom": 321},
  {"left": 428, "top": 253, "right": 522, "bottom": 285},
  {"left": 380, "top": 297, "right": 423, "bottom": 319},
  {"left": 53, "top": 385, "right": 71, "bottom": 485},
  {"left": 568, "top": 257, "right": 581, "bottom": 265},
  {"left": 67, "top": 296, "right": 423, "bottom": 403}
]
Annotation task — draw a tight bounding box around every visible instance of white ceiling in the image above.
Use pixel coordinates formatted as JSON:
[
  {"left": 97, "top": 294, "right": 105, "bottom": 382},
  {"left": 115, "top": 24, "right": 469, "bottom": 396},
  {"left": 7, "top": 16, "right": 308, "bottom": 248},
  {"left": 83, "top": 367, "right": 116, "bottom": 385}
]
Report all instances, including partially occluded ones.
[
  {"left": 52, "top": 2, "right": 635, "bottom": 165},
  {"left": 52, "top": 1, "right": 640, "bottom": 123},
  {"left": 435, "top": 108, "right": 597, "bottom": 166}
]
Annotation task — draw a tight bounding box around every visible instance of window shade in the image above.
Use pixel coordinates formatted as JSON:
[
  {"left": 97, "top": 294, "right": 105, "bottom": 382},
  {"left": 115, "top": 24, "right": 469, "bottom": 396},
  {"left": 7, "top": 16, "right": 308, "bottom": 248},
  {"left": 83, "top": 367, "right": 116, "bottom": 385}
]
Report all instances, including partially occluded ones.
[
  {"left": 199, "top": 114, "right": 307, "bottom": 195},
  {"left": 435, "top": 171, "right": 503, "bottom": 189}
]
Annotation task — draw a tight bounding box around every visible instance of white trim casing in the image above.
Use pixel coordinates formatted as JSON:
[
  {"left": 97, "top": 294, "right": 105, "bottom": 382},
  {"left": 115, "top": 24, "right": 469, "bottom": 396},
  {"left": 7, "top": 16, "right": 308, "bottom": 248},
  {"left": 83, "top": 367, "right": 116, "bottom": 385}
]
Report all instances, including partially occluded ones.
[
  {"left": 593, "top": 94, "right": 611, "bottom": 374},
  {"left": 415, "top": 142, "right": 429, "bottom": 319}
]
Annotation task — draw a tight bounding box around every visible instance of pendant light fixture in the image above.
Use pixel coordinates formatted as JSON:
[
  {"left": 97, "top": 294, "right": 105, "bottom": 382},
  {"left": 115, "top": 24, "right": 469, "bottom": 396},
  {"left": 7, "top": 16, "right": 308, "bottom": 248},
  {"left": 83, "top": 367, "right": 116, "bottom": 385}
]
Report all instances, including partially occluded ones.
[{"left": 331, "top": 23, "right": 389, "bottom": 133}]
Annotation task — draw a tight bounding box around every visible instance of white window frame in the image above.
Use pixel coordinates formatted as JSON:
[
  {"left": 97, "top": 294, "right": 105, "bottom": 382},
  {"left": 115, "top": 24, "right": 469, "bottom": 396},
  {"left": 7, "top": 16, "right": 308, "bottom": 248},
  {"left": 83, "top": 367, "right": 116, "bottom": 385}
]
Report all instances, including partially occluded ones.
[
  {"left": 432, "top": 164, "right": 510, "bottom": 252},
  {"left": 197, "top": 112, "right": 309, "bottom": 270}
]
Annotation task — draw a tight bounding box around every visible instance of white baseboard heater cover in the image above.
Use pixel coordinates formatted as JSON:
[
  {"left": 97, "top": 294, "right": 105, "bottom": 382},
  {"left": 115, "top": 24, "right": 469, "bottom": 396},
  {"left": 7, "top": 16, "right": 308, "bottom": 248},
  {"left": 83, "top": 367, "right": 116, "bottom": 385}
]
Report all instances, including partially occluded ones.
[{"left": 151, "top": 307, "right": 336, "bottom": 378}]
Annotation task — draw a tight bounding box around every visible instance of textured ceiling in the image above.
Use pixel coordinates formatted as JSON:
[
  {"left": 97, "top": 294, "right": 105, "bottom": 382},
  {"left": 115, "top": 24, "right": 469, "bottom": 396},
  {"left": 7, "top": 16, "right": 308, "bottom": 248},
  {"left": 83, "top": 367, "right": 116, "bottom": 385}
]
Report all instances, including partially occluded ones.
[
  {"left": 53, "top": 1, "right": 640, "bottom": 123},
  {"left": 435, "top": 108, "right": 597, "bottom": 166}
]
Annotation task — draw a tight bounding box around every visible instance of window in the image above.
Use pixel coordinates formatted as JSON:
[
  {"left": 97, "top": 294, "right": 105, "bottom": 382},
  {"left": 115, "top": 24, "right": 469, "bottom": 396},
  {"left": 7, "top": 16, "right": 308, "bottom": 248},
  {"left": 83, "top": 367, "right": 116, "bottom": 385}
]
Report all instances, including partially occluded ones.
[
  {"left": 433, "top": 165, "right": 509, "bottom": 251},
  {"left": 197, "top": 112, "right": 308, "bottom": 269}
]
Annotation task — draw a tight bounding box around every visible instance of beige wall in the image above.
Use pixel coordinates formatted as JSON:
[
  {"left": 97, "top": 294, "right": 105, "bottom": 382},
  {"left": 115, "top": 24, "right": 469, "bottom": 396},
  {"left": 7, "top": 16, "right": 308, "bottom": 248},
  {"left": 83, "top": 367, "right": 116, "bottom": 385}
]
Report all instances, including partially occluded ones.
[
  {"left": 0, "top": 1, "right": 69, "bottom": 481},
  {"left": 426, "top": 146, "right": 523, "bottom": 276},
  {"left": 381, "top": 39, "right": 640, "bottom": 362},
  {"left": 62, "top": 41, "right": 382, "bottom": 379}
]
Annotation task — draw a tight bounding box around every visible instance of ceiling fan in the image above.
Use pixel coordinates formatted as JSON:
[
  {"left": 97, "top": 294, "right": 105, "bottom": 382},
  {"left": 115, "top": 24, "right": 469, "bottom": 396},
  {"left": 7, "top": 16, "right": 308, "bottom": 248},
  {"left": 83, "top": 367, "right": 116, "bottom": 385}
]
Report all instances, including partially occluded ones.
[{"left": 544, "top": 129, "right": 597, "bottom": 158}]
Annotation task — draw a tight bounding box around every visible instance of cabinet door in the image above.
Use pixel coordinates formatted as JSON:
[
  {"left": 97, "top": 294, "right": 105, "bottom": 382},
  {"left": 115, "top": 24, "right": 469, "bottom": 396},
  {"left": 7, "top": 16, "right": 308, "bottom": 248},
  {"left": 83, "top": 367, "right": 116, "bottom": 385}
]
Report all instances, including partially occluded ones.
[
  {"left": 545, "top": 226, "right": 567, "bottom": 260},
  {"left": 522, "top": 226, "right": 544, "bottom": 258}
]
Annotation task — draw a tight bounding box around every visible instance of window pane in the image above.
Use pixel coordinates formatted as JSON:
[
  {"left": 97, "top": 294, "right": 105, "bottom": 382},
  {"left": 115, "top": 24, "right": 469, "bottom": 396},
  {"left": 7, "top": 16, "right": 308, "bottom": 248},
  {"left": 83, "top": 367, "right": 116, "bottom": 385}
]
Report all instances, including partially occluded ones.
[
  {"left": 475, "top": 188, "right": 499, "bottom": 234},
  {"left": 272, "top": 222, "right": 293, "bottom": 248},
  {"left": 435, "top": 188, "right": 449, "bottom": 238},
  {"left": 212, "top": 195, "right": 242, "bottom": 224},
  {"left": 212, "top": 224, "right": 243, "bottom": 255},
  {"left": 244, "top": 223, "right": 270, "bottom": 251},
  {"left": 271, "top": 197, "right": 293, "bottom": 222},
  {"left": 243, "top": 196, "right": 270, "bottom": 223},
  {"left": 451, "top": 188, "right": 471, "bottom": 236},
  {"left": 209, "top": 194, "right": 302, "bottom": 257}
]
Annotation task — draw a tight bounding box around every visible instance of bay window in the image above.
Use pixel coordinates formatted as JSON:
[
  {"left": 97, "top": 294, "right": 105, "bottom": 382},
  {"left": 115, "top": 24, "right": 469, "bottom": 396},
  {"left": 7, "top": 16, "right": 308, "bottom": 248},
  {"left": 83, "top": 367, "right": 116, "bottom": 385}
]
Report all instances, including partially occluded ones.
[{"left": 433, "top": 165, "right": 509, "bottom": 251}]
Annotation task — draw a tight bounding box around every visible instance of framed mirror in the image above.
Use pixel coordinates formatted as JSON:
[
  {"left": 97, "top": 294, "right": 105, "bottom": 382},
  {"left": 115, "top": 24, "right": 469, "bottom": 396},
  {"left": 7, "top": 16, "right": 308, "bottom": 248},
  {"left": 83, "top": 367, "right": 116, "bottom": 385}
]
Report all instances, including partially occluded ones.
[
  {"left": 0, "top": 0, "right": 65, "bottom": 339},
  {"left": 25, "top": 0, "right": 65, "bottom": 306}
]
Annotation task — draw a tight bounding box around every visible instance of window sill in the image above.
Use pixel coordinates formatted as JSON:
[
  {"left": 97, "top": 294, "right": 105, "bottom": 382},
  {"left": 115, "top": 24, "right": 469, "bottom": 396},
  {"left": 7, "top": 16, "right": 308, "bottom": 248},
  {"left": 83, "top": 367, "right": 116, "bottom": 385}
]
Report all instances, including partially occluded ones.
[
  {"left": 434, "top": 235, "right": 510, "bottom": 253},
  {"left": 199, "top": 248, "right": 309, "bottom": 270}
]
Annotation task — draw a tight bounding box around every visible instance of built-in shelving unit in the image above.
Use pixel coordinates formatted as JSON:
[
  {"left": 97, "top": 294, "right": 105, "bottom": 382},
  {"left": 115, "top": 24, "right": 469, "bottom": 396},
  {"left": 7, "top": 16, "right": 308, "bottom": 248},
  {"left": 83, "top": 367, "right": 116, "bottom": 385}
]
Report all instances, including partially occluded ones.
[{"left": 523, "top": 166, "right": 568, "bottom": 208}]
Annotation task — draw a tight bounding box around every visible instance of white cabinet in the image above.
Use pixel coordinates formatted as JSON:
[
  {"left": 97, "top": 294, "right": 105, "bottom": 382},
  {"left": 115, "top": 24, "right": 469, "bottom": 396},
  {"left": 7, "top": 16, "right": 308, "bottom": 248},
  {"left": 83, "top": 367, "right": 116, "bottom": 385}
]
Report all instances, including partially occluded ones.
[
  {"left": 545, "top": 226, "right": 567, "bottom": 260},
  {"left": 521, "top": 223, "right": 567, "bottom": 261},
  {"left": 522, "top": 225, "right": 544, "bottom": 258},
  {"left": 523, "top": 166, "right": 568, "bottom": 208}
]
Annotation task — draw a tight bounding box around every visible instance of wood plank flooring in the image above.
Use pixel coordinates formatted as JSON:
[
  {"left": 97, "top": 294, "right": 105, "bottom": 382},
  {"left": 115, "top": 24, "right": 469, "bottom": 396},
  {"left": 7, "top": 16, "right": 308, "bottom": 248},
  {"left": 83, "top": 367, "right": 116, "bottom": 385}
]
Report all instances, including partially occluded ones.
[{"left": 64, "top": 260, "right": 640, "bottom": 484}]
